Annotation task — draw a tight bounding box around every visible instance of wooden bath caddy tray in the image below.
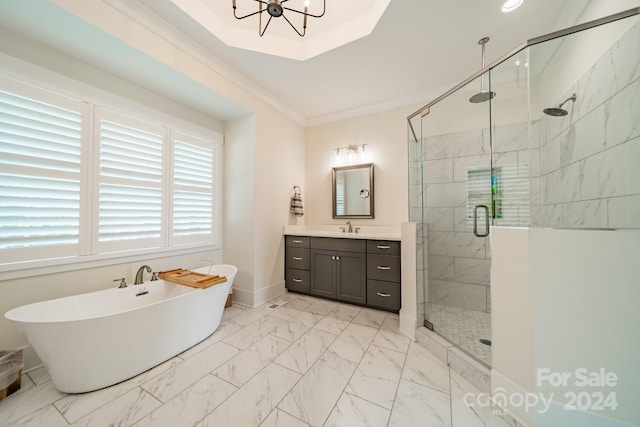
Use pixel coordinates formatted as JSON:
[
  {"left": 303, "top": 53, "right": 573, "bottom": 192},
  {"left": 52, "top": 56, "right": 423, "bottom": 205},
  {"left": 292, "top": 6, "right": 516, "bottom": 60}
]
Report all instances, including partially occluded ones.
[{"left": 158, "top": 268, "right": 227, "bottom": 289}]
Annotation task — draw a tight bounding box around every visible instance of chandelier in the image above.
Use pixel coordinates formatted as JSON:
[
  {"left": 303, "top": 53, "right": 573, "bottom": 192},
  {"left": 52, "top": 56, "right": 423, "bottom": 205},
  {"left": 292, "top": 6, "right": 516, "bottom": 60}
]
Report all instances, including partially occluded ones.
[{"left": 232, "top": 0, "right": 326, "bottom": 37}]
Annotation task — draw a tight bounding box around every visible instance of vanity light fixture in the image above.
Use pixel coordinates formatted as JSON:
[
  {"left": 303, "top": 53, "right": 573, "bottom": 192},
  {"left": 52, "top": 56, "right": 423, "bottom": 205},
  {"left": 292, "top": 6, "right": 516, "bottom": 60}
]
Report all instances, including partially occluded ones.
[
  {"left": 501, "top": 0, "right": 524, "bottom": 13},
  {"left": 232, "top": 0, "right": 326, "bottom": 37},
  {"left": 334, "top": 144, "right": 368, "bottom": 164}
]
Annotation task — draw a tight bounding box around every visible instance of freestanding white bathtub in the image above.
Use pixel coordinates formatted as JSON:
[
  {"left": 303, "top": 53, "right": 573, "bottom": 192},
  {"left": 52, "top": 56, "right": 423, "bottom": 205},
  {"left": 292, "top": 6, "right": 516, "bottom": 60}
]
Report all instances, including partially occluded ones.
[{"left": 4, "top": 264, "right": 236, "bottom": 393}]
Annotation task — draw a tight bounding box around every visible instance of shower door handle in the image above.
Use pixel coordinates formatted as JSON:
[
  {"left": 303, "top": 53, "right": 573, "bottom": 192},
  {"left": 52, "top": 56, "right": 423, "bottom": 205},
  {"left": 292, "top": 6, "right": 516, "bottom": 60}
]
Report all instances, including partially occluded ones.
[{"left": 473, "top": 204, "right": 490, "bottom": 237}]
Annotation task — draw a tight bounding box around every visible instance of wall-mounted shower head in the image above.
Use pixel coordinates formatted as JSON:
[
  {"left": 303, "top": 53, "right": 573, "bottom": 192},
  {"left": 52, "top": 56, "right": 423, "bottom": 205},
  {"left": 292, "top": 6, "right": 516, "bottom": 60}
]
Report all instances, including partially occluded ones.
[
  {"left": 543, "top": 93, "right": 577, "bottom": 117},
  {"left": 469, "top": 37, "right": 496, "bottom": 104}
]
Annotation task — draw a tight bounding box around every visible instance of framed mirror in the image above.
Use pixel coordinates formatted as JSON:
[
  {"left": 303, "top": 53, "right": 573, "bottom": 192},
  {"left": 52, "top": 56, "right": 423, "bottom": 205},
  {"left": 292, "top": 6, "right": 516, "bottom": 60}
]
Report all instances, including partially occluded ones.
[{"left": 332, "top": 163, "right": 374, "bottom": 219}]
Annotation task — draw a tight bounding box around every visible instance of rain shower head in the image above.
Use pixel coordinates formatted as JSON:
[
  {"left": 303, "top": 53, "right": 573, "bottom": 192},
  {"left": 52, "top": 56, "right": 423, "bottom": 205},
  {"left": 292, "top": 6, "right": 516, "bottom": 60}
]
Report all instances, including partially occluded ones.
[
  {"left": 543, "top": 93, "right": 577, "bottom": 117},
  {"left": 469, "top": 91, "right": 495, "bottom": 103},
  {"left": 469, "top": 37, "right": 496, "bottom": 104}
]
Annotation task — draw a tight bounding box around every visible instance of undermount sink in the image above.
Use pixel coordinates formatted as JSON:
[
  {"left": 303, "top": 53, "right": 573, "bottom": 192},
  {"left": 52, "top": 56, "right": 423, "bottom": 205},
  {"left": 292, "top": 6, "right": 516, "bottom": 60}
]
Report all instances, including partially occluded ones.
[{"left": 283, "top": 224, "right": 401, "bottom": 240}]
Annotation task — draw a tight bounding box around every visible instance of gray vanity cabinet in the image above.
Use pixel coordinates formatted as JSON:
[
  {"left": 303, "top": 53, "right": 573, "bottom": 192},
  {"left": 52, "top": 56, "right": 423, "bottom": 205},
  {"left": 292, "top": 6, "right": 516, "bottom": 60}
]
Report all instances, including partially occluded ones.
[
  {"left": 285, "top": 236, "right": 310, "bottom": 293},
  {"left": 309, "top": 238, "right": 366, "bottom": 304},
  {"left": 285, "top": 235, "right": 399, "bottom": 312},
  {"left": 366, "top": 240, "right": 401, "bottom": 311}
]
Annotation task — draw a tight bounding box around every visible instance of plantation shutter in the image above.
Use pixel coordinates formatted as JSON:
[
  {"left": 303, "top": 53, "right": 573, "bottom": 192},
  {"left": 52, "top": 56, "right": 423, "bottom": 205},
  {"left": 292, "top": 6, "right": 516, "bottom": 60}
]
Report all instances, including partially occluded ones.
[
  {"left": 96, "top": 109, "right": 164, "bottom": 251},
  {"left": 172, "top": 133, "right": 215, "bottom": 245},
  {"left": 494, "top": 163, "right": 530, "bottom": 226},
  {"left": 467, "top": 165, "right": 530, "bottom": 227},
  {"left": 0, "top": 84, "right": 84, "bottom": 262},
  {"left": 466, "top": 167, "right": 491, "bottom": 226}
]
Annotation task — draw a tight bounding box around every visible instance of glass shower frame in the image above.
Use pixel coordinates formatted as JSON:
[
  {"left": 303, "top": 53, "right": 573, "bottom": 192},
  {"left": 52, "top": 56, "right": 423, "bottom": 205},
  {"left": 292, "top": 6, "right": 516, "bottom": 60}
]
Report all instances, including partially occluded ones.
[{"left": 407, "top": 7, "right": 640, "bottom": 367}]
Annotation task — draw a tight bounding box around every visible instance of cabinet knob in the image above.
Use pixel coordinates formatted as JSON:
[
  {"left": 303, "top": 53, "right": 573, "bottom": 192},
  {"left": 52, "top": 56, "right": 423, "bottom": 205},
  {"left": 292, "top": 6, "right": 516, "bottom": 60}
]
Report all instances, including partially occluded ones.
[
  {"left": 377, "top": 245, "right": 391, "bottom": 249},
  {"left": 377, "top": 292, "right": 391, "bottom": 297},
  {"left": 376, "top": 266, "right": 391, "bottom": 270},
  {"left": 292, "top": 256, "right": 303, "bottom": 261},
  {"left": 332, "top": 256, "right": 335, "bottom": 260},
  {"left": 292, "top": 278, "right": 303, "bottom": 283},
  {"left": 292, "top": 239, "right": 303, "bottom": 243}
]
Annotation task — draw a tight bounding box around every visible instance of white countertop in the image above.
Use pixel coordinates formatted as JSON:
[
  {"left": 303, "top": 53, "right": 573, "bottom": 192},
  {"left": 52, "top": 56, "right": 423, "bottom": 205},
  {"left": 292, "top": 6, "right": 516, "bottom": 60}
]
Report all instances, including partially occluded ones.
[{"left": 283, "top": 224, "right": 401, "bottom": 241}]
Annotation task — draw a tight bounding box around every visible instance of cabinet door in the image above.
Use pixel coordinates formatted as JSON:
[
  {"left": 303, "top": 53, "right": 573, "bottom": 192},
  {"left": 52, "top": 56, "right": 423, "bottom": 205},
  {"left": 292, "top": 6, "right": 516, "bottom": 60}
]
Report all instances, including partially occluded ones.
[
  {"left": 310, "top": 249, "right": 336, "bottom": 299},
  {"left": 336, "top": 251, "right": 366, "bottom": 305}
]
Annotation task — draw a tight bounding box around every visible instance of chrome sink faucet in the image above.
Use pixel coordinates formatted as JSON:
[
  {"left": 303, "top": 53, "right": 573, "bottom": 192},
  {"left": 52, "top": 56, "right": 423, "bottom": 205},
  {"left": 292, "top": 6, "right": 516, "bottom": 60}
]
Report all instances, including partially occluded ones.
[
  {"left": 134, "top": 265, "right": 152, "bottom": 285},
  {"left": 346, "top": 221, "right": 353, "bottom": 233}
]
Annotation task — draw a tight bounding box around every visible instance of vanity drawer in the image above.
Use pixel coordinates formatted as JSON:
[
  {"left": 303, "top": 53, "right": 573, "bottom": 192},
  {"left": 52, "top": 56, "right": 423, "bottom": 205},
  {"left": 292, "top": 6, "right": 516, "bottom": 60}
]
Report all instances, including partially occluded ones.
[
  {"left": 286, "top": 235, "right": 310, "bottom": 248},
  {"left": 367, "top": 254, "right": 401, "bottom": 282},
  {"left": 286, "top": 268, "right": 310, "bottom": 293},
  {"left": 311, "top": 237, "right": 366, "bottom": 253},
  {"left": 287, "top": 247, "right": 310, "bottom": 270},
  {"left": 367, "top": 280, "right": 400, "bottom": 311},
  {"left": 367, "top": 240, "right": 400, "bottom": 256}
]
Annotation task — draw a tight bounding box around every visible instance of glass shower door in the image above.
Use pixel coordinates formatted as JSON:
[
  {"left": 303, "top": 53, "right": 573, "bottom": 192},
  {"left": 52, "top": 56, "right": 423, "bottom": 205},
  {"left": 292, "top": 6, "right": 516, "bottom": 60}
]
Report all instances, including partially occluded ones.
[{"left": 416, "top": 72, "right": 495, "bottom": 365}]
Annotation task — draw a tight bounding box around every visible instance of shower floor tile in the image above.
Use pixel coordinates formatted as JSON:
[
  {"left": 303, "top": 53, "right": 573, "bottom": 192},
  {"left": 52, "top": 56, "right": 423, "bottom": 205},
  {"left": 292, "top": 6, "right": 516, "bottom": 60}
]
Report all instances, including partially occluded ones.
[
  {"left": 427, "top": 303, "right": 492, "bottom": 364},
  {"left": 1, "top": 293, "right": 518, "bottom": 427}
]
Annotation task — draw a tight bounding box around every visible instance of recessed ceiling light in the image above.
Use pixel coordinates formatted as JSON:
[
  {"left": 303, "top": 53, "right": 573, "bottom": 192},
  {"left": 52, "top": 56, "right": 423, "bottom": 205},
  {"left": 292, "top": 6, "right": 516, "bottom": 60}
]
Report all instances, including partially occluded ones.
[{"left": 502, "top": 0, "right": 524, "bottom": 13}]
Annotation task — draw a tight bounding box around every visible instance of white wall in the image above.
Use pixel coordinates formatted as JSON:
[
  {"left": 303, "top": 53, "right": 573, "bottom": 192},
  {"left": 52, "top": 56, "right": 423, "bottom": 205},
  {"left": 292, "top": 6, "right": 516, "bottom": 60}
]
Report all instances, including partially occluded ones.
[
  {"left": 223, "top": 116, "right": 256, "bottom": 305},
  {"left": 305, "top": 106, "right": 409, "bottom": 226}
]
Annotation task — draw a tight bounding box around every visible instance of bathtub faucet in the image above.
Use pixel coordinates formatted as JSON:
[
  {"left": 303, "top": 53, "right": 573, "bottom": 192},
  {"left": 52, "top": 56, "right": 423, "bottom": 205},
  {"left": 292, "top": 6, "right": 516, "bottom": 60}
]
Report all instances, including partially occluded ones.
[{"left": 134, "top": 265, "right": 153, "bottom": 285}]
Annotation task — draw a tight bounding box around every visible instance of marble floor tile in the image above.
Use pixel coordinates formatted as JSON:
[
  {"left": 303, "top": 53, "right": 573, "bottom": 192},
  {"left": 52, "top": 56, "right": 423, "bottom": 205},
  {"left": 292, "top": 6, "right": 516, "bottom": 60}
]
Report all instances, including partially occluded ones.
[
  {"left": 283, "top": 297, "right": 313, "bottom": 312},
  {"left": 313, "top": 316, "right": 351, "bottom": 335},
  {"left": 26, "top": 367, "right": 52, "bottom": 386},
  {"left": 221, "top": 305, "right": 247, "bottom": 322},
  {"left": 402, "top": 341, "right": 450, "bottom": 393},
  {"left": 71, "top": 387, "right": 160, "bottom": 427},
  {"left": 278, "top": 352, "right": 358, "bottom": 427},
  {"left": 135, "top": 374, "right": 237, "bottom": 427},
  {"left": 372, "top": 315, "right": 412, "bottom": 354},
  {"left": 352, "top": 308, "right": 387, "bottom": 329},
  {"left": 141, "top": 342, "right": 240, "bottom": 403},
  {"left": 274, "top": 328, "right": 338, "bottom": 374},
  {"left": 389, "top": 379, "right": 452, "bottom": 427},
  {"left": 261, "top": 408, "right": 309, "bottom": 427},
  {"left": 213, "top": 334, "right": 291, "bottom": 387},
  {"left": 178, "top": 321, "right": 244, "bottom": 361},
  {"left": 268, "top": 305, "right": 303, "bottom": 321},
  {"left": 198, "top": 363, "right": 301, "bottom": 427},
  {"left": 222, "top": 316, "right": 285, "bottom": 350},
  {"left": 450, "top": 370, "right": 515, "bottom": 427},
  {"left": 271, "top": 310, "right": 324, "bottom": 342},
  {"left": 229, "top": 306, "right": 272, "bottom": 326},
  {"left": 327, "top": 303, "right": 362, "bottom": 322},
  {"left": 54, "top": 357, "right": 179, "bottom": 423},
  {"left": 9, "top": 404, "right": 68, "bottom": 427},
  {"left": 305, "top": 300, "right": 338, "bottom": 317},
  {"left": 0, "top": 380, "right": 65, "bottom": 426},
  {"left": 345, "top": 345, "right": 406, "bottom": 410},
  {"left": 326, "top": 323, "right": 378, "bottom": 364},
  {"left": 323, "top": 392, "right": 390, "bottom": 427}
]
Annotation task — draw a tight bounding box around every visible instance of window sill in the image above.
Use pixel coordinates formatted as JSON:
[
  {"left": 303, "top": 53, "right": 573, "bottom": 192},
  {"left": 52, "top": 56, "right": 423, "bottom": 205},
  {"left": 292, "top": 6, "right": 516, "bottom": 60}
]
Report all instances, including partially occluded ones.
[{"left": 0, "top": 243, "right": 221, "bottom": 282}]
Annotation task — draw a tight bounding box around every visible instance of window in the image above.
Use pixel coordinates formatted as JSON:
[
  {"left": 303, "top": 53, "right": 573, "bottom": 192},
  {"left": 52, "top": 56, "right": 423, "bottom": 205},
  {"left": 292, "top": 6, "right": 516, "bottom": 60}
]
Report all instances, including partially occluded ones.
[
  {"left": 95, "top": 109, "right": 165, "bottom": 253},
  {"left": 172, "top": 132, "right": 217, "bottom": 245},
  {"left": 0, "top": 76, "right": 220, "bottom": 273},
  {"left": 0, "top": 80, "right": 86, "bottom": 263},
  {"left": 467, "top": 164, "right": 530, "bottom": 227}
]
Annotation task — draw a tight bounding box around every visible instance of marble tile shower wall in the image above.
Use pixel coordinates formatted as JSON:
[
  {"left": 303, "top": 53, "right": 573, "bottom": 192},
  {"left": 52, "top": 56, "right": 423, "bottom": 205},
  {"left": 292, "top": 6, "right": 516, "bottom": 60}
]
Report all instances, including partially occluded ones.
[
  {"left": 539, "top": 21, "right": 640, "bottom": 229},
  {"left": 415, "top": 121, "right": 537, "bottom": 314}
]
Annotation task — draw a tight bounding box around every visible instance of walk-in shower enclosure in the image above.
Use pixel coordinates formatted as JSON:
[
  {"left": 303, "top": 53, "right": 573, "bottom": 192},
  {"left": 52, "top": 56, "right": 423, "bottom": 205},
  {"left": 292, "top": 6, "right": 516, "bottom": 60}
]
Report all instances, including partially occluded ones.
[{"left": 408, "top": 7, "right": 640, "bottom": 372}]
